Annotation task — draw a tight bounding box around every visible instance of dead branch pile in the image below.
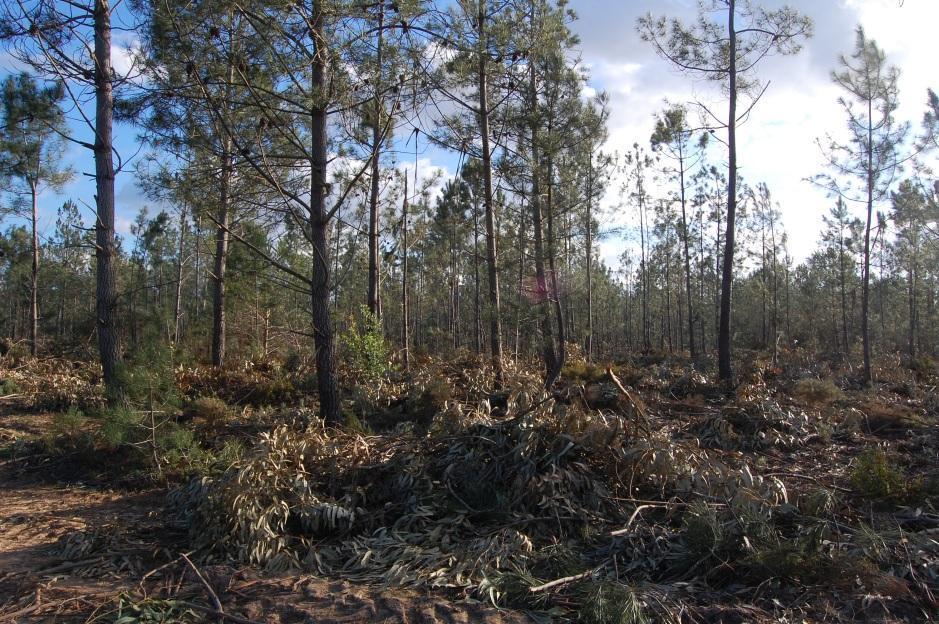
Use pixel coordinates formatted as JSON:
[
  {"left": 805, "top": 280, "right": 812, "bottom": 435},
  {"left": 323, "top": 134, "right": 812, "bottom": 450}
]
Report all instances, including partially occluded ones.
[{"left": 170, "top": 384, "right": 796, "bottom": 609}]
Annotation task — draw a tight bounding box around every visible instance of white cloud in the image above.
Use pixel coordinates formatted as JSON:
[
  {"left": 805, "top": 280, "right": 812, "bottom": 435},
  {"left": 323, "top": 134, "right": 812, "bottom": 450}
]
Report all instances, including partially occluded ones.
[{"left": 573, "top": 0, "right": 937, "bottom": 266}]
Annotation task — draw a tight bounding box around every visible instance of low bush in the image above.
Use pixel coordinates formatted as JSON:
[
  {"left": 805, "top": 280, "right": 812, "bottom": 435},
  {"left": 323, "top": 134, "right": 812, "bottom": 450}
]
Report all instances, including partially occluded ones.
[
  {"left": 850, "top": 449, "right": 906, "bottom": 504},
  {"left": 0, "top": 377, "right": 21, "bottom": 395},
  {"left": 183, "top": 396, "right": 230, "bottom": 428},
  {"left": 793, "top": 378, "right": 843, "bottom": 404},
  {"left": 51, "top": 406, "right": 87, "bottom": 438},
  {"left": 99, "top": 406, "right": 144, "bottom": 449},
  {"left": 340, "top": 306, "right": 390, "bottom": 382}
]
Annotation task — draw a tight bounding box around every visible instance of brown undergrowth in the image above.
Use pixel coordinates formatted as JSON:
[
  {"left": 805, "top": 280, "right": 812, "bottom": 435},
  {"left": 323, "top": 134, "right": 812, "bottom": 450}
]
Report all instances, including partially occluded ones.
[{"left": 0, "top": 349, "right": 937, "bottom": 622}]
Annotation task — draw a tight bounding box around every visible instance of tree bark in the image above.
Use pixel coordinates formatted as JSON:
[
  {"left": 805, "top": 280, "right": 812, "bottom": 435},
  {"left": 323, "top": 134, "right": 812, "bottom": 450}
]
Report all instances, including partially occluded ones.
[
  {"left": 545, "top": 158, "right": 565, "bottom": 387},
  {"left": 677, "top": 142, "right": 695, "bottom": 360},
  {"left": 473, "top": 189, "right": 482, "bottom": 355},
  {"left": 838, "top": 221, "right": 849, "bottom": 355},
  {"left": 173, "top": 203, "right": 186, "bottom": 344},
  {"left": 211, "top": 144, "right": 231, "bottom": 367},
  {"left": 94, "top": 0, "right": 122, "bottom": 400},
  {"left": 310, "top": 0, "right": 340, "bottom": 424},
  {"left": 585, "top": 161, "right": 594, "bottom": 362},
  {"left": 478, "top": 3, "right": 504, "bottom": 386},
  {"left": 367, "top": 8, "right": 384, "bottom": 319},
  {"left": 861, "top": 96, "right": 874, "bottom": 385},
  {"left": 529, "top": 65, "right": 558, "bottom": 387},
  {"left": 717, "top": 0, "right": 737, "bottom": 382},
  {"left": 401, "top": 178, "right": 410, "bottom": 370},
  {"left": 29, "top": 181, "right": 39, "bottom": 356}
]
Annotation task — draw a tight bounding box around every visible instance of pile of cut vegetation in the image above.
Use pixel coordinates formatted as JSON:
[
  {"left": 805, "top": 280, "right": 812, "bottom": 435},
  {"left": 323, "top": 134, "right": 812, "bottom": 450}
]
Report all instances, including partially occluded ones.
[
  {"left": 0, "top": 356, "right": 101, "bottom": 411},
  {"left": 170, "top": 383, "right": 835, "bottom": 619}
]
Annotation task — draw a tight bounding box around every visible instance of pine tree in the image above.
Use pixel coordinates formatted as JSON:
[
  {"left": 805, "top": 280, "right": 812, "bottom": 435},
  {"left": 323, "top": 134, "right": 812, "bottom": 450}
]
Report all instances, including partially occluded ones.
[
  {"left": 0, "top": 74, "right": 72, "bottom": 356},
  {"left": 816, "top": 26, "right": 909, "bottom": 385},
  {"left": 639, "top": 0, "right": 812, "bottom": 381}
]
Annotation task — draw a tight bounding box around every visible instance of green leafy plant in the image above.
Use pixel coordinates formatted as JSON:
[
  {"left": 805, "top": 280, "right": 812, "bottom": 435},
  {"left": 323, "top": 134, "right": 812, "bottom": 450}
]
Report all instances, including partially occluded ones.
[
  {"left": 108, "top": 594, "right": 199, "bottom": 624},
  {"left": 341, "top": 305, "right": 389, "bottom": 382},
  {"left": 850, "top": 448, "right": 905, "bottom": 503},
  {"left": 0, "top": 378, "right": 21, "bottom": 395},
  {"left": 52, "top": 406, "right": 86, "bottom": 438}
]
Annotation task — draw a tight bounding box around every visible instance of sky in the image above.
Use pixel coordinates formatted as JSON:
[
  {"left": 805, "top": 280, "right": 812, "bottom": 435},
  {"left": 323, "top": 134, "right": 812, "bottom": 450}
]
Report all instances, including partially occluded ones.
[
  {"left": 1, "top": 0, "right": 937, "bottom": 269},
  {"left": 572, "top": 0, "right": 939, "bottom": 266}
]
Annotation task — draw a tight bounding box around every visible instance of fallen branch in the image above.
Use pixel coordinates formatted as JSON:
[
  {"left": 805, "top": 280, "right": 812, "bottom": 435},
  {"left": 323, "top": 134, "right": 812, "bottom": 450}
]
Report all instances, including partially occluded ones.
[
  {"left": 606, "top": 365, "right": 651, "bottom": 436},
  {"left": 39, "top": 556, "right": 106, "bottom": 575},
  {"left": 529, "top": 569, "right": 596, "bottom": 593},
  {"left": 181, "top": 553, "right": 224, "bottom": 617},
  {"left": 177, "top": 600, "right": 264, "bottom": 624},
  {"left": 610, "top": 504, "right": 655, "bottom": 537},
  {"left": 138, "top": 553, "right": 188, "bottom": 588},
  {"left": 529, "top": 561, "right": 610, "bottom": 593}
]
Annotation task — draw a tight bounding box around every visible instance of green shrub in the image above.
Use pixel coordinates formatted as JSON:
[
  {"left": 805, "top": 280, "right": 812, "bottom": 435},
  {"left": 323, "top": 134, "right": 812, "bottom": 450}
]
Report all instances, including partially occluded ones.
[
  {"left": 793, "top": 378, "right": 843, "bottom": 404},
  {"left": 682, "top": 502, "right": 730, "bottom": 560},
  {"left": 578, "top": 581, "right": 650, "bottom": 624},
  {"left": 99, "top": 406, "right": 143, "bottom": 448},
  {"left": 341, "top": 305, "right": 389, "bottom": 381},
  {"left": 343, "top": 409, "right": 374, "bottom": 435},
  {"left": 210, "top": 439, "right": 245, "bottom": 470},
  {"left": 0, "top": 378, "right": 21, "bottom": 395},
  {"left": 158, "top": 424, "right": 204, "bottom": 473},
  {"left": 45, "top": 407, "right": 94, "bottom": 453},
  {"left": 52, "top": 407, "right": 87, "bottom": 438},
  {"left": 112, "top": 342, "right": 180, "bottom": 410},
  {"left": 851, "top": 448, "right": 905, "bottom": 503},
  {"left": 282, "top": 351, "right": 304, "bottom": 373},
  {"left": 562, "top": 361, "right": 607, "bottom": 383}
]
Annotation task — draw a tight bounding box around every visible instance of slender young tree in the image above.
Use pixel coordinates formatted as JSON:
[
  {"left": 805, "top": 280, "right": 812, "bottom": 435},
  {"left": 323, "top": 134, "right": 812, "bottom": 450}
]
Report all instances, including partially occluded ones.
[
  {"left": 639, "top": 0, "right": 811, "bottom": 381},
  {"left": 1, "top": 0, "right": 126, "bottom": 399},
  {"left": 0, "top": 74, "right": 72, "bottom": 356},
  {"left": 816, "top": 26, "right": 908, "bottom": 385},
  {"left": 821, "top": 198, "right": 861, "bottom": 356},
  {"left": 651, "top": 104, "right": 707, "bottom": 361},
  {"left": 891, "top": 180, "right": 927, "bottom": 363}
]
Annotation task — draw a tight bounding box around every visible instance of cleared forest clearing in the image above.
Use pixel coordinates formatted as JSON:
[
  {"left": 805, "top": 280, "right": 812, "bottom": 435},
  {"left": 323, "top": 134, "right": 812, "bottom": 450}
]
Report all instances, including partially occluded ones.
[{"left": 0, "top": 350, "right": 936, "bottom": 623}]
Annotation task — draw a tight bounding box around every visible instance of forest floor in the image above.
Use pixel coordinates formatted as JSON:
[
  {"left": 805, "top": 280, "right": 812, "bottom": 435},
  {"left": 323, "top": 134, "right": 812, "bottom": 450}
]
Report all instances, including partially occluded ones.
[
  {"left": 0, "top": 431, "right": 529, "bottom": 623},
  {"left": 0, "top": 350, "right": 937, "bottom": 623}
]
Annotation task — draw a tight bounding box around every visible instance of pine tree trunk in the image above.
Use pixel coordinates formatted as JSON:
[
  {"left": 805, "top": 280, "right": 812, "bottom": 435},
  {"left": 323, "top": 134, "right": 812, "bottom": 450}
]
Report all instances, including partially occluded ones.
[
  {"left": 29, "top": 182, "right": 39, "bottom": 356},
  {"left": 861, "top": 99, "right": 874, "bottom": 385},
  {"left": 94, "top": 0, "right": 122, "bottom": 400},
  {"left": 310, "top": 0, "right": 340, "bottom": 424},
  {"left": 367, "top": 9, "right": 383, "bottom": 320},
  {"left": 473, "top": 192, "right": 482, "bottom": 355},
  {"left": 401, "top": 178, "right": 410, "bottom": 371},
  {"left": 211, "top": 144, "right": 231, "bottom": 367},
  {"left": 545, "top": 159, "right": 565, "bottom": 387},
  {"left": 839, "top": 232, "right": 849, "bottom": 355},
  {"left": 718, "top": 0, "right": 737, "bottom": 382},
  {"left": 585, "top": 162, "right": 594, "bottom": 362},
  {"left": 529, "top": 66, "right": 558, "bottom": 387},
  {"left": 678, "top": 147, "right": 695, "bottom": 360},
  {"left": 173, "top": 204, "right": 186, "bottom": 344},
  {"left": 478, "top": 4, "right": 504, "bottom": 386}
]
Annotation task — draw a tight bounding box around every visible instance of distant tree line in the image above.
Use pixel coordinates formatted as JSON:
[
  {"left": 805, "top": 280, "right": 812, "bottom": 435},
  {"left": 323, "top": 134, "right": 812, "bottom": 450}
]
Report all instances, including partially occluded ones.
[{"left": 0, "top": 0, "right": 936, "bottom": 421}]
